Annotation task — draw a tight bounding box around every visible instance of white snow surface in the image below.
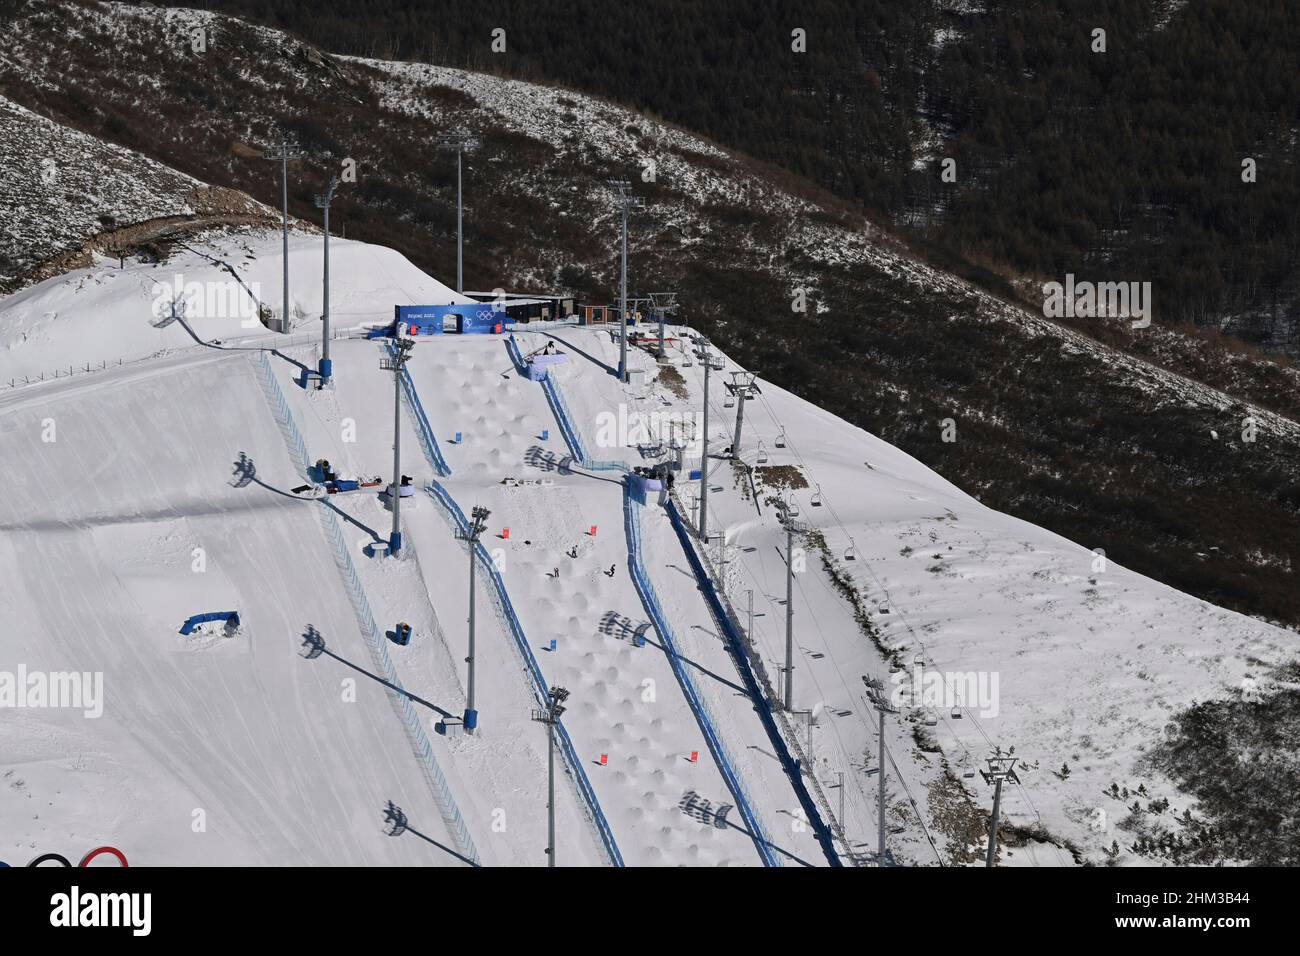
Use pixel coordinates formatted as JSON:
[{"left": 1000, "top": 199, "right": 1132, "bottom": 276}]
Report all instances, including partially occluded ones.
[{"left": 1, "top": 233, "right": 1294, "bottom": 866}]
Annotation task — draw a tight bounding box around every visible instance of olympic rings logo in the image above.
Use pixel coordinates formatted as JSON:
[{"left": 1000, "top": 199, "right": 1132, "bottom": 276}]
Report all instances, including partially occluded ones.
[{"left": 0, "top": 846, "right": 128, "bottom": 867}]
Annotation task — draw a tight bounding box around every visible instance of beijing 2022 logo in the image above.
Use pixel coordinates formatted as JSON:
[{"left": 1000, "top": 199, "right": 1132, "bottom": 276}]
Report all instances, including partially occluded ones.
[{"left": 0, "top": 846, "right": 128, "bottom": 867}]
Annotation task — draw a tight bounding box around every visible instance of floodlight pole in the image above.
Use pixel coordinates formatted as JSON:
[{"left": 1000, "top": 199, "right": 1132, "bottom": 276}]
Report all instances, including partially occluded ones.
[
  {"left": 609, "top": 181, "right": 643, "bottom": 383},
  {"left": 380, "top": 338, "right": 414, "bottom": 554},
  {"left": 437, "top": 133, "right": 481, "bottom": 293},
  {"left": 314, "top": 175, "right": 341, "bottom": 383},
  {"left": 261, "top": 138, "right": 303, "bottom": 331},
  {"left": 463, "top": 505, "right": 490, "bottom": 732},
  {"left": 698, "top": 344, "right": 712, "bottom": 542},
  {"left": 532, "top": 686, "right": 569, "bottom": 867}
]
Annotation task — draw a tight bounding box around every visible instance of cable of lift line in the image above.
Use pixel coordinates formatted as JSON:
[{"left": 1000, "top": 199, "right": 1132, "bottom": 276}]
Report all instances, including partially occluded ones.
[
  {"left": 693, "top": 358, "right": 943, "bottom": 860},
  {"left": 951, "top": 697, "right": 1071, "bottom": 866},
  {"left": 880, "top": 739, "right": 946, "bottom": 867},
  {"left": 694, "top": 354, "right": 1057, "bottom": 868},
  {"left": 746, "top": 384, "right": 934, "bottom": 662},
  {"left": 731, "top": 519, "right": 936, "bottom": 864}
]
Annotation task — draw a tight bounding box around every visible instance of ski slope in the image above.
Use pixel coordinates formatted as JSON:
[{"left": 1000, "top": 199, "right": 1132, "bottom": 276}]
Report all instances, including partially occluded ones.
[{"left": 3, "top": 229, "right": 1293, "bottom": 866}]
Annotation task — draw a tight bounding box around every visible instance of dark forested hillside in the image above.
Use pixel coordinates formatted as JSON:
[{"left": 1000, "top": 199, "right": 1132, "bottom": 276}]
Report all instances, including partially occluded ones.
[{"left": 193, "top": 0, "right": 1300, "bottom": 351}]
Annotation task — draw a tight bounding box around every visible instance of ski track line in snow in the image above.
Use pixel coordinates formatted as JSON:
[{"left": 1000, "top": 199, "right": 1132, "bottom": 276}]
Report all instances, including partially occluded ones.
[{"left": 250, "top": 349, "right": 482, "bottom": 865}]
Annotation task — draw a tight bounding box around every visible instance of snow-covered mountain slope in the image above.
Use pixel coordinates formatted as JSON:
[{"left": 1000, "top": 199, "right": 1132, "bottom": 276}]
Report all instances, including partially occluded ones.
[
  {"left": 2, "top": 236, "right": 1293, "bottom": 865},
  {"left": 1, "top": 0, "right": 1297, "bottom": 639},
  {"left": 0, "top": 229, "right": 472, "bottom": 385},
  {"left": 0, "top": 93, "right": 278, "bottom": 294}
]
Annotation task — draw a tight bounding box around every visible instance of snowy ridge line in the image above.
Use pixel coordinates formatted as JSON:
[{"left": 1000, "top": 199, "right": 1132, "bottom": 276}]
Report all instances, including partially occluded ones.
[
  {"left": 423, "top": 481, "right": 625, "bottom": 867},
  {"left": 662, "top": 496, "right": 844, "bottom": 867},
  {"left": 622, "top": 487, "right": 779, "bottom": 867},
  {"left": 251, "top": 351, "right": 482, "bottom": 864}
]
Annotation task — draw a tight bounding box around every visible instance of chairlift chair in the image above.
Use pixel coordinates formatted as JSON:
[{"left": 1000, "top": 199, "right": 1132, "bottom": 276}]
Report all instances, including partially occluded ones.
[
  {"left": 785, "top": 498, "right": 801, "bottom": 517},
  {"left": 950, "top": 705, "right": 963, "bottom": 719},
  {"left": 811, "top": 485, "right": 823, "bottom": 507},
  {"left": 724, "top": 394, "right": 735, "bottom": 408},
  {"left": 844, "top": 545, "right": 857, "bottom": 561},
  {"left": 756, "top": 443, "right": 769, "bottom": 465},
  {"left": 775, "top": 429, "right": 787, "bottom": 449}
]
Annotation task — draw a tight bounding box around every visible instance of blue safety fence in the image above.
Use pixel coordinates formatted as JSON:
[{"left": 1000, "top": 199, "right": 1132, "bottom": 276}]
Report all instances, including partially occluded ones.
[
  {"left": 663, "top": 497, "right": 843, "bottom": 867},
  {"left": 388, "top": 342, "right": 452, "bottom": 477},
  {"left": 507, "top": 334, "right": 627, "bottom": 473},
  {"left": 622, "top": 484, "right": 779, "bottom": 867},
  {"left": 252, "top": 352, "right": 481, "bottom": 865}
]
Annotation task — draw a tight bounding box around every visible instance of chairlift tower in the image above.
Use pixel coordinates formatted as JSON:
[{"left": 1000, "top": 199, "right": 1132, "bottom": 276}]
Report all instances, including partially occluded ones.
[
  {"left": 726, "top": 371, "right": 760, "bottom": 459},
  {"left": 314, "top": 175, "right": 341, "bottom": 384},
  {"left": 460, "top": 505, "right": 491, "bottom": 732},
  {"left": 531, "top": 686, "right": 570, "bottom": 867},
  {"left": 778, "top": 503, "right": 805, "bottom": 711},
  {"left": 260, "top": 136, "right": 305, "bottom": 332},
  {"left": 436, "top": 133, "right": 481, "bottom": 293},
  {"left": 608, "top": 181, "right": 644, "bottom": 383},
  {"left": 980, "top": 748, "right": 1020, "bottom": 867},
  {"left": 379, "top": 337, "right": 415, "bottom": 554},
  {"left": 697, "top": 343, "right": 715, "bottom": 542},
  {"left": 646, "top": 291, "right": 678, "bottom": 360},
  {"left": 865, "top": 678, "right": 900, "bottom": 866}
]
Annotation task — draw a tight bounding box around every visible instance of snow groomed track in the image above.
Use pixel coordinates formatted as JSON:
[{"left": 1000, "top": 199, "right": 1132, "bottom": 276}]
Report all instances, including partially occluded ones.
[
  {"left": 394, "top": 346, "right": 625, "bottom": 866},
  {"left": 623, "top": 486, "right": 778, "bottom": 866}
]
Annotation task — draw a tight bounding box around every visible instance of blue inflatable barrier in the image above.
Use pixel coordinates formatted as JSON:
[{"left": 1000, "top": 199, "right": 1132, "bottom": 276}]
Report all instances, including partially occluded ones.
[{"left": 180, "top": 611, "right": 240, "bottom": 635}]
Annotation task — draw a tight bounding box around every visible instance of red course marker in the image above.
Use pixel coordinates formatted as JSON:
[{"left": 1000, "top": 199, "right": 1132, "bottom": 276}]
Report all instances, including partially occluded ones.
[
  {"left": 599, "top": 753, "right": 608, "bottom": 765},
  {"left": 589, "top": 525, "right": 598, "bottom": 537},
  {"left": 502, "top": 527, "right": 510, "bottom": 539},
  {"left": 689, "top": 751, "right": 699, "bottom": 763}
]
